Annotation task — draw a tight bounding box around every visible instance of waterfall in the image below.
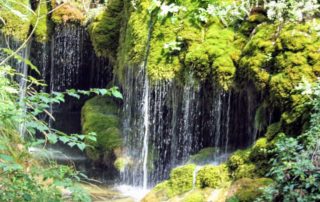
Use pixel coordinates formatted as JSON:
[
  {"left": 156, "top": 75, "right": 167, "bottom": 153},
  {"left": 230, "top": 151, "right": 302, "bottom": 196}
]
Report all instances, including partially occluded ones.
[
  {"left": 225, "top": 92, "right": 231, "bottom": 153},
  {"left": 121, "top": 72, "right": 260, "bottom": 187},
  {"left": 17, "top": 42, "right": 31, "bottom": 138},
  {"left": 142, "top": 70, "right": 150, "bottom": 190},
  {"left": 192, "top": 166, "right": 202, "bottom": 189}
]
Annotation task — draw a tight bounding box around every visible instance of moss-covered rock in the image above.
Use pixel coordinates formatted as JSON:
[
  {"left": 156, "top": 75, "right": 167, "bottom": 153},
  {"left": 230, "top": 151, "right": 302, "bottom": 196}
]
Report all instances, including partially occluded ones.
[
  {"left": 233, "top": 163, "right": 257, "bottom": 180},
  {"left": 88, "top": 0, "right": 123, "bottom": 59},
  {"left": 169, "top": 164, "right": 196, "bottom": 196},
  {"left": 51, "top": 3, "right": 84, "bottom": 24},
  {"left": 143, "top": 164, "right": 196, "bottom": 201},
  {"left": 239, "top": 21, "right": 319, "bottom": 134},
  {"left": 81, "top": 96, "right": 122, "bottom": 162},
  {"left": 187, "top": 147, "right": 216, "bottom": 165},
  {"left": 116, "top": 0, "right": 244, "bottom": 89},
  {"left": 142, "top": 180, "right": 170, "bottom": 202},
  {"left": 226, "top": 149, "right": 250, "bottom": 172},
  {"left": 227, "top": 178, "right": 273, "bottom": 202},
  {"left": 226, "top": 148, "right": 264, "bottom": 179},
  {"left": 196, "top": 164, "right": 230, "bottom": 189},
  {"left": 0, "top": 0, "right": 32, "bottom": 41},
  {"left": 182, "top": 190, "right": 206, "bottom": 202}
]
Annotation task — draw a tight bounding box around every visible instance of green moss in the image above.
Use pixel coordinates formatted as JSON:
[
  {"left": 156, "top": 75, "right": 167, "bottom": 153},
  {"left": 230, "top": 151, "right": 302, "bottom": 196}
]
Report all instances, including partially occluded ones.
[
  {"left": 116, "top": 0, "right": 243, "bottom": 88},
  {"left": 249, "top": 138, "right": 268, "bottom": 160},
  {"left": 116, "top": 0, "right": 150, "bottom": 83},
  {"left": 147, "top": 17, "right": 183, "bottom": 82},
  {"left": 234, "top": 163, "right": 257, "bottom": 180},
  {"left": 279, "top": 24, "right": 315, "bottom": 51},
  {"left": 81, "top": 96, "right": 122, "bottom": 160},
  {"left": 184, "top": 24, "right": 241, "bottom": 90},
  {"left": 114, "top": 157, "right": 129, "bottom": 172},
  {"left": 0, "top": 0, "right": 32, "bottom": 41},
  {"left": 143, "top": 164, "right": 197, "bottom": 200},
  {"left": 142, "top": 181, "right": 170, "bottom": 202},
  {"left": 226, "top": 149, "right": 250, "bottom": 172},
  {"left": 213, "top": 56, "right": 236, "bottom": 90},
  {"left": 196, "top": 164, "right": 230, "bottom": 189},
  {"left": 226, "top": 149, "right": 263, "bottom": 179},
  {"left": 88, "top": 0, "right": 123, "bottom": 59},
  {"left": 266, "top": 122, "right": 282, "bottom": 140},
  {"left": 239, "top": 21, "right": 319, "bottom": 133},
  {"left": 51, "top": 3, "right": 84, "bottom": 24},
  {"left": 227, "top": 178, "right": 273, "bottom": 202},
  {"left": 168, "top": 164, "right": 196, "bottom": 196},
  {"left": 183, "top": 190, "right": 205, "bottom": 202},
  {"left": 32, "top": 1, "right": 53, "bottom": 43},
  {"left": 187, "top": 147, "right": 216, "bottom": 165}
]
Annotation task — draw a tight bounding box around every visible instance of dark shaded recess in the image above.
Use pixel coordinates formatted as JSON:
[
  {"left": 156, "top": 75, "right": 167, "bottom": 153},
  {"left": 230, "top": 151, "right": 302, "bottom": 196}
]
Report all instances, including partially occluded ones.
[{"left": 29, "top": 24, "right": 117, "bottom": 181}]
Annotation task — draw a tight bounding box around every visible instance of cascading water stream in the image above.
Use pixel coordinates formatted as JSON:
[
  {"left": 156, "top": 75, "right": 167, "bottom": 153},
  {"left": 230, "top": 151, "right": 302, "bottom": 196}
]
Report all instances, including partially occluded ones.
[
  {"left": 225, "top": 92, "right": 231, "bottom": 153},
  {"left": 141, "top": 71, "right": 150, "bottom": 190},
  {"left": 17, "top": 42, "right": 31, "bottom": 138}
]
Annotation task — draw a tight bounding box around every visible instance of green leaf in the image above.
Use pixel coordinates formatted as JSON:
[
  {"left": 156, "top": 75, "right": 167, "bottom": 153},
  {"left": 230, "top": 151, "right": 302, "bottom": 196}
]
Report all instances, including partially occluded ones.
[
  {"left": 67, "top": 89, "right": 80, "bottom": 99},
  {"left": 77, "top": 135, "right": 85, "bottom": 140},
  {"left": 0, "top": 154, "right": 14, "bottom": 162},
  {"left": 68, "top": 142, "right": 76, "bottom": 148},
  {"left": 76, "top": 143, "right": 86, "bottom": 151},
  {"left": 59, "top": 136, "right": 69, "bottom": 144},
  {"left": 111, "top": 89, "right": 123, "bottom": 99},
  {"left": 47, "top": 134, "right": 58, "bottom": 144}
]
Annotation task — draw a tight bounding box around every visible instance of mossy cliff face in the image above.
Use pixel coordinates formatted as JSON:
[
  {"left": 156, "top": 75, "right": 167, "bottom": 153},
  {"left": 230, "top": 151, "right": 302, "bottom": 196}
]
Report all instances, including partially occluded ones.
[
  {"left": 88, "top": 0, "right": 124, "bottom": 59},
  {"left": 116, "top": 0, "right": 244, "bottom": 89},
  {"left": 239, "top": 21, "right": 320, "bottom": 133},
  {"left": 81, "top": 96, "right": 122, "bottom": 164}
]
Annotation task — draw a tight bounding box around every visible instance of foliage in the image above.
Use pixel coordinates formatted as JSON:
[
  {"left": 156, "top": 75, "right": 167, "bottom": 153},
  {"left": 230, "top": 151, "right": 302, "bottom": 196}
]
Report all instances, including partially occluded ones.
[
  {"left": 196, "top": 164, "right": 230, "bottom": 189},
  {"left": 257, "top": 80, "right": 320, "bottom": 201},
  {"left": 0, "top": 46, "right": 122, "bottom": 201},
  {"left": 265, "top": 0, "right": 320, "bottom": 22}
]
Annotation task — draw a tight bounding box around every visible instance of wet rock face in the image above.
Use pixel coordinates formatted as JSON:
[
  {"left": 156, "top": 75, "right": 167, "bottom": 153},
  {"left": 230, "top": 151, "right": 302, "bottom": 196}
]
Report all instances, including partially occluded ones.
[{"left": 120, "top": 66, "right": 261, "bottom": 187}]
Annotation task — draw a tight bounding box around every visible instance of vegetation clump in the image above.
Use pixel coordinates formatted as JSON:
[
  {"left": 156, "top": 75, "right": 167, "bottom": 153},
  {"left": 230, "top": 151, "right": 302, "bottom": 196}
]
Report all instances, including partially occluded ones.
[
  {"left": 143, "top": 164, "right": 196, "bottom": 200},
  {"left": 196, "top": 164, "right": 230, "bottom": 189},
  {"left": 51, "top": 3, "right": 84, "bottom": 24},
  {"left": 88, "top": 0, "right": 124, "bottom": 59},
  {"left": 81, "top": 96, "right": 122, "bottom": 162}
]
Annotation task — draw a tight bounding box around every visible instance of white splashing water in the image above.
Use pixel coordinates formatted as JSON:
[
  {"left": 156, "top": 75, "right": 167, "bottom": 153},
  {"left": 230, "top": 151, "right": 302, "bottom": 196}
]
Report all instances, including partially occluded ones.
[{"left": 115, "top": 185, "right": 150, "bottom": 202}]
